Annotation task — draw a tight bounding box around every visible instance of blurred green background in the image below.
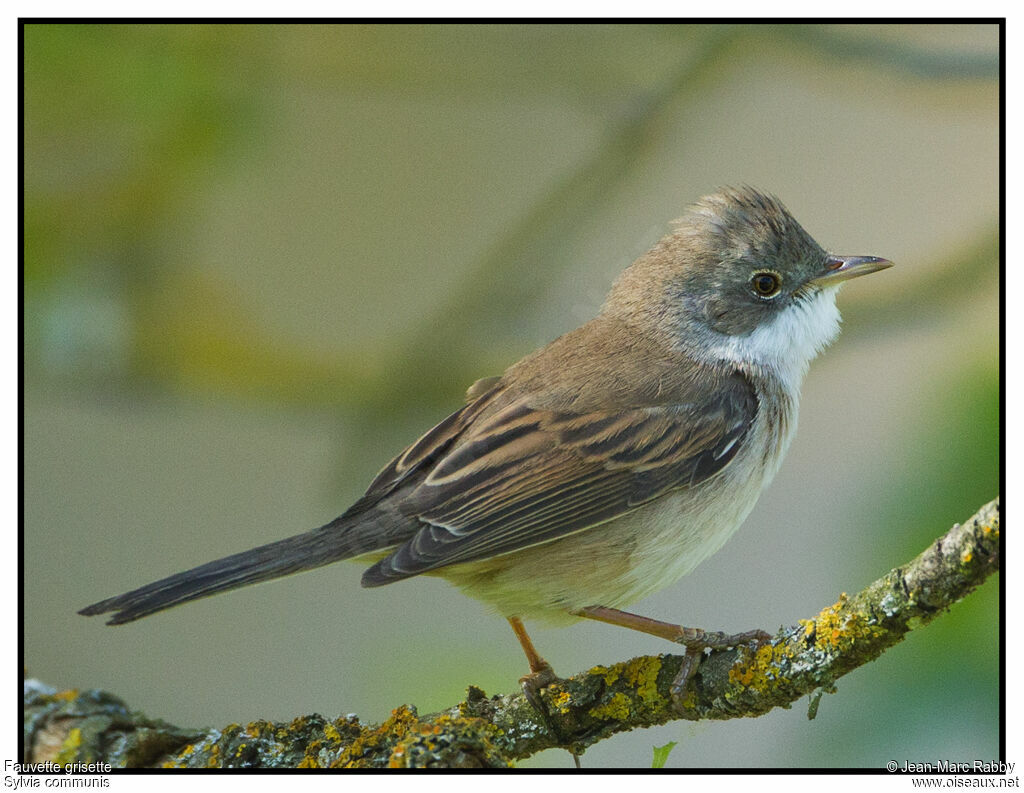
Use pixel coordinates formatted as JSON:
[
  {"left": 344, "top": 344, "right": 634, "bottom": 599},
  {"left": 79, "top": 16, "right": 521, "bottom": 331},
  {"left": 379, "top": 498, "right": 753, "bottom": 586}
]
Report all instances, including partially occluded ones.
[{"left": 23, "top": 23, "right": 999, "bottom": 768}]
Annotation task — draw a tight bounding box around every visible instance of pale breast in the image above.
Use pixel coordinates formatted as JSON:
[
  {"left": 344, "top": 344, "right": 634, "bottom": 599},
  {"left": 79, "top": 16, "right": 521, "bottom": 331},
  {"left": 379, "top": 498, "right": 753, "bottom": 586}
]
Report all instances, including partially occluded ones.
[{"left": 439, "top": 374, "right": 798, "bottom": 622}]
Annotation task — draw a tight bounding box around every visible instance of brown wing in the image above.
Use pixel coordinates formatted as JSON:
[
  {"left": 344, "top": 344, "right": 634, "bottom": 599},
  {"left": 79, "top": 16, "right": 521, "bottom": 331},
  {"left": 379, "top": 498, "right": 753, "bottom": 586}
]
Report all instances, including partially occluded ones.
[
  {"left": 360, "top": 370, "right": 757, "bottom": 586},
  {"left": 338, "top": 380, "right": 504, "bottom": 521}
]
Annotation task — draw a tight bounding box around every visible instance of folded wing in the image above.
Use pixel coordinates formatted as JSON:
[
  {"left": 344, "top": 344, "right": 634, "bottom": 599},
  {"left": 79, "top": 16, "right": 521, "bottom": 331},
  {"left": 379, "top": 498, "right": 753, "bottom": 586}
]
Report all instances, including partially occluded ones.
[{"left": 361, "top": 370, "right": 757, "bottom": 585}]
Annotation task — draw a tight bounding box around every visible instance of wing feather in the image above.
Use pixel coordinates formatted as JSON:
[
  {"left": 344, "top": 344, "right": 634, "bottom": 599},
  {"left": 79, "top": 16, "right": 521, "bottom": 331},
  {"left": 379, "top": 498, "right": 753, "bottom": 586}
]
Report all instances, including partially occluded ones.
[{"left": 361, "top": 369, "right": 758, "bottom": 585}]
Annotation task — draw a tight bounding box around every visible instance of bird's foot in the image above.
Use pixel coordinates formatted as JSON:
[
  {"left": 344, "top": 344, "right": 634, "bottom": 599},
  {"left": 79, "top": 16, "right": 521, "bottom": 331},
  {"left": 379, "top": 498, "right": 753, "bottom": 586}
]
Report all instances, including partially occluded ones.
[
  {"left": 519, "top": 660, "right": 581, "bottom": 762},
  {"left": 669, "top": 627, "right": 772, "bottom": 709},
  {"left": 518, "top": 660, "right": 562, "bottom": 715}
]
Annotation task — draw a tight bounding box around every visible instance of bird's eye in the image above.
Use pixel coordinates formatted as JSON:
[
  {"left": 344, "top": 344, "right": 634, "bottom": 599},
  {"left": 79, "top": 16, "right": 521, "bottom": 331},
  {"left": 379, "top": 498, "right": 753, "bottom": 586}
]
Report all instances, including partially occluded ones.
[{"left": 751, "top": 271, "right": 782, "bottom": 298}]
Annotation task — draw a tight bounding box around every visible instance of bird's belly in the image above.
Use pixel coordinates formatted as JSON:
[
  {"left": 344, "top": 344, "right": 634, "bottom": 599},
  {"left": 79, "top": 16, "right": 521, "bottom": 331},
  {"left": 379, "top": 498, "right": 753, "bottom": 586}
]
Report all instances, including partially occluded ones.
[
  {"left": 439, "top": 413, "right": 790, "bottom": 623},
  {"left": 439, "top": 463, "right": 772, "bottom": 623},
  {"left": 614, "top": 471, "right": 768, "bottom": 603}
]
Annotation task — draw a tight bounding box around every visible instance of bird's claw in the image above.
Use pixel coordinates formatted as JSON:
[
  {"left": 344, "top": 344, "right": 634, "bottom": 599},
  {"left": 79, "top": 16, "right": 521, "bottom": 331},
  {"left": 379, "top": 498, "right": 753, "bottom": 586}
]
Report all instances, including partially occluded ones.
[
  {"left": 519, "top": 662, "right": 562, "bottom": 715},
  {"left": 670, "top": 628, "right": 773, "bottom": 711}
]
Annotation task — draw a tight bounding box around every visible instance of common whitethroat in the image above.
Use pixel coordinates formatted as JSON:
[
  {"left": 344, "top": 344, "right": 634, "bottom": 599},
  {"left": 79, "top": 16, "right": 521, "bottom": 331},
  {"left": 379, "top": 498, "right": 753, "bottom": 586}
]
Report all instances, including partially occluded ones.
[{"left": 81, "top": 186, "right": 892, "bottom": 702}]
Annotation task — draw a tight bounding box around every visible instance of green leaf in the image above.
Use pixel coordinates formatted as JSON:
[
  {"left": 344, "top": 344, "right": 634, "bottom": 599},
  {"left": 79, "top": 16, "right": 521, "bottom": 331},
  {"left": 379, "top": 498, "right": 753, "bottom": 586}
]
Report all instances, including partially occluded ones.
[{"left": 651, "top": 741, "right": 678, "bottom": 769}]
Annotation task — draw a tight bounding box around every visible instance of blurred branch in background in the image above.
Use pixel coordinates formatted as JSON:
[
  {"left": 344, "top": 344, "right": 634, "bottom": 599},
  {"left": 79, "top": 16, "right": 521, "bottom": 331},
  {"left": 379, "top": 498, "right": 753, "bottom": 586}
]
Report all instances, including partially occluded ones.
[
  {"left": 383, "top": 26, "right": 743, "bottom": 406},
  {"left": 25, "top": 499, "right": 999, "bottom": 768},
  {"left": 23, "top": 24, "right": 270, "bottom": 392},
  {"left": 22, "top": 24, "right": 999, "bottom": 415},
  {"left": 782, "top": 24, "right": 999, "bottom": 79}
]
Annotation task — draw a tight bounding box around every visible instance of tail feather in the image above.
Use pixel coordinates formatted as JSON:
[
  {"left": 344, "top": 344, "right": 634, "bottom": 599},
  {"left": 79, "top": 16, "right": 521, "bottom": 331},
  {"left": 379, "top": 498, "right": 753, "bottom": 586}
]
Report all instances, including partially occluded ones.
[{"left": 79, "top": 519, "right": 368, "bottom": 625}]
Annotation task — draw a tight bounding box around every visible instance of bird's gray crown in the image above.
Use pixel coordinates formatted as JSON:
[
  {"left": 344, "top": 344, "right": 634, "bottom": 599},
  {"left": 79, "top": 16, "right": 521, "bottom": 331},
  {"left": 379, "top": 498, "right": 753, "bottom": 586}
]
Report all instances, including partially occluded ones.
[
  {"left": 604, "top": 186, "right": 833, "bottom": 341},
  {"left": 680, "top": 186, "right": 826, "bottom": 272}
]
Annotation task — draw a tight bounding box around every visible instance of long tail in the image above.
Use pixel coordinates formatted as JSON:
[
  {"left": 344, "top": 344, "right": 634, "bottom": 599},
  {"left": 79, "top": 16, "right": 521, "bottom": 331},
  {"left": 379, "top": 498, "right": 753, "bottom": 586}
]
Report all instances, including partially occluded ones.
[{"left": 79, "top": 517, "right": 372, "bottom": 625}]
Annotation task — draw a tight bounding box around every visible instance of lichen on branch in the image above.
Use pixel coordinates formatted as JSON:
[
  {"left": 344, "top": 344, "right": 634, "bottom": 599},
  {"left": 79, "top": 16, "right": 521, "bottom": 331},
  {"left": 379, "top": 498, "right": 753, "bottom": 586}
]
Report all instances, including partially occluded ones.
[{"left": 25, "top": 498, "right": 999, "bottom": 768}]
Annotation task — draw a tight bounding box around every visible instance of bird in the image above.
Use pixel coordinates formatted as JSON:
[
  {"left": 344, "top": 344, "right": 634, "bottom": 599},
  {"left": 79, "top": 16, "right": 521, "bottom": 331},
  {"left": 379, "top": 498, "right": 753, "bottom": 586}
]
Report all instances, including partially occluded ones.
[{"left": 80, "top": 186, "right": 891, "bottom": 705}]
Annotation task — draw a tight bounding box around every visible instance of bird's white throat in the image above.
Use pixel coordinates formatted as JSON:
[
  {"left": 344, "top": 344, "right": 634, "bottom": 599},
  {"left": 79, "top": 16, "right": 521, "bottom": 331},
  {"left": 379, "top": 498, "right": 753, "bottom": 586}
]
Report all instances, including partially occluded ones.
[{"left": 706, "top": 286, "right": 842, "bottom": 391}]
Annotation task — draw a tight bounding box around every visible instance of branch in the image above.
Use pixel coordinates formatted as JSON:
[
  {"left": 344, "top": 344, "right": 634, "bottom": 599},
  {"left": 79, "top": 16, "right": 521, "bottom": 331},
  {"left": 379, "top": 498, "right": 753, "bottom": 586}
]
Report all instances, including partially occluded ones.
[{"left": 26, "top": 498, "right": 999, "bottom": 768}]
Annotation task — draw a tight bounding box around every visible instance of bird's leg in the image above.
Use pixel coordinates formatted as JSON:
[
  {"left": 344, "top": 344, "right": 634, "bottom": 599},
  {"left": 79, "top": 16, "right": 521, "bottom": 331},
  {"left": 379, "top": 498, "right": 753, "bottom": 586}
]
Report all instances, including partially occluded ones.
[
  {"left": 572, "top": 605, "right": 770, "bottom": 702},
  {"left": 508, "top": 618, "right": 582, "bottom": 768},
  {"left": 508, "top": 617, "right": 561, "bottom": 711}
]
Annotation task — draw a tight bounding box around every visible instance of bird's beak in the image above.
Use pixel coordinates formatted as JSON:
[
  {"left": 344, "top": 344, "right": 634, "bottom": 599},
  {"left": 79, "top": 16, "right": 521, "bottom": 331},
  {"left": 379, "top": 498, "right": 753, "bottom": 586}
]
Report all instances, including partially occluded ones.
[{"left": 811, "top": 255, "right": 893, "bottom": 287}]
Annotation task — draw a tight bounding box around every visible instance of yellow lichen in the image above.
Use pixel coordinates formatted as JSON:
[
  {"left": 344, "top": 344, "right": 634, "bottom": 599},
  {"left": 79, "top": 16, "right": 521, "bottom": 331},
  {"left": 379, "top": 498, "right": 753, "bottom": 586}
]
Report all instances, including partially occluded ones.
[
  {"left": 323, "top": 722, "right": 342, "bottom": 743},
  {"left": 674, "top": 687, "right": 698, "bottom": 711},
  {"left": 387, "top": 747, "right": 406, "bottom": 768},
  {"left": 812, "top": 594, "right": 849, "bottom": 650},
  {"left": 162, "top": 743, "right": 197, "bottom": 768},
  {"left": 551, "top": 690, "right": 572, "bottom": 714},
  {"left": 331, "top": 705, "right": 419, "bottom": 768},
  {"left": 623, "top": 656, "right": 662, "bottom": 706},
  {"left": 53, "top": 727, "right": 83, "bottom": 766},
  {"left": 805, "top": 593, "right": 885, "bottom": 654},
  {"left": 728, "top": 641, "right": 799, "bottom": 695},
  {"left": 588, "top": 664, "right": 619, "bottom": 687},
  {"left": 386, "top": 714, "right": 508, "bottom": 768},
  {"left": 588, "top": 692, "right": 632, "bottom": 721}
]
